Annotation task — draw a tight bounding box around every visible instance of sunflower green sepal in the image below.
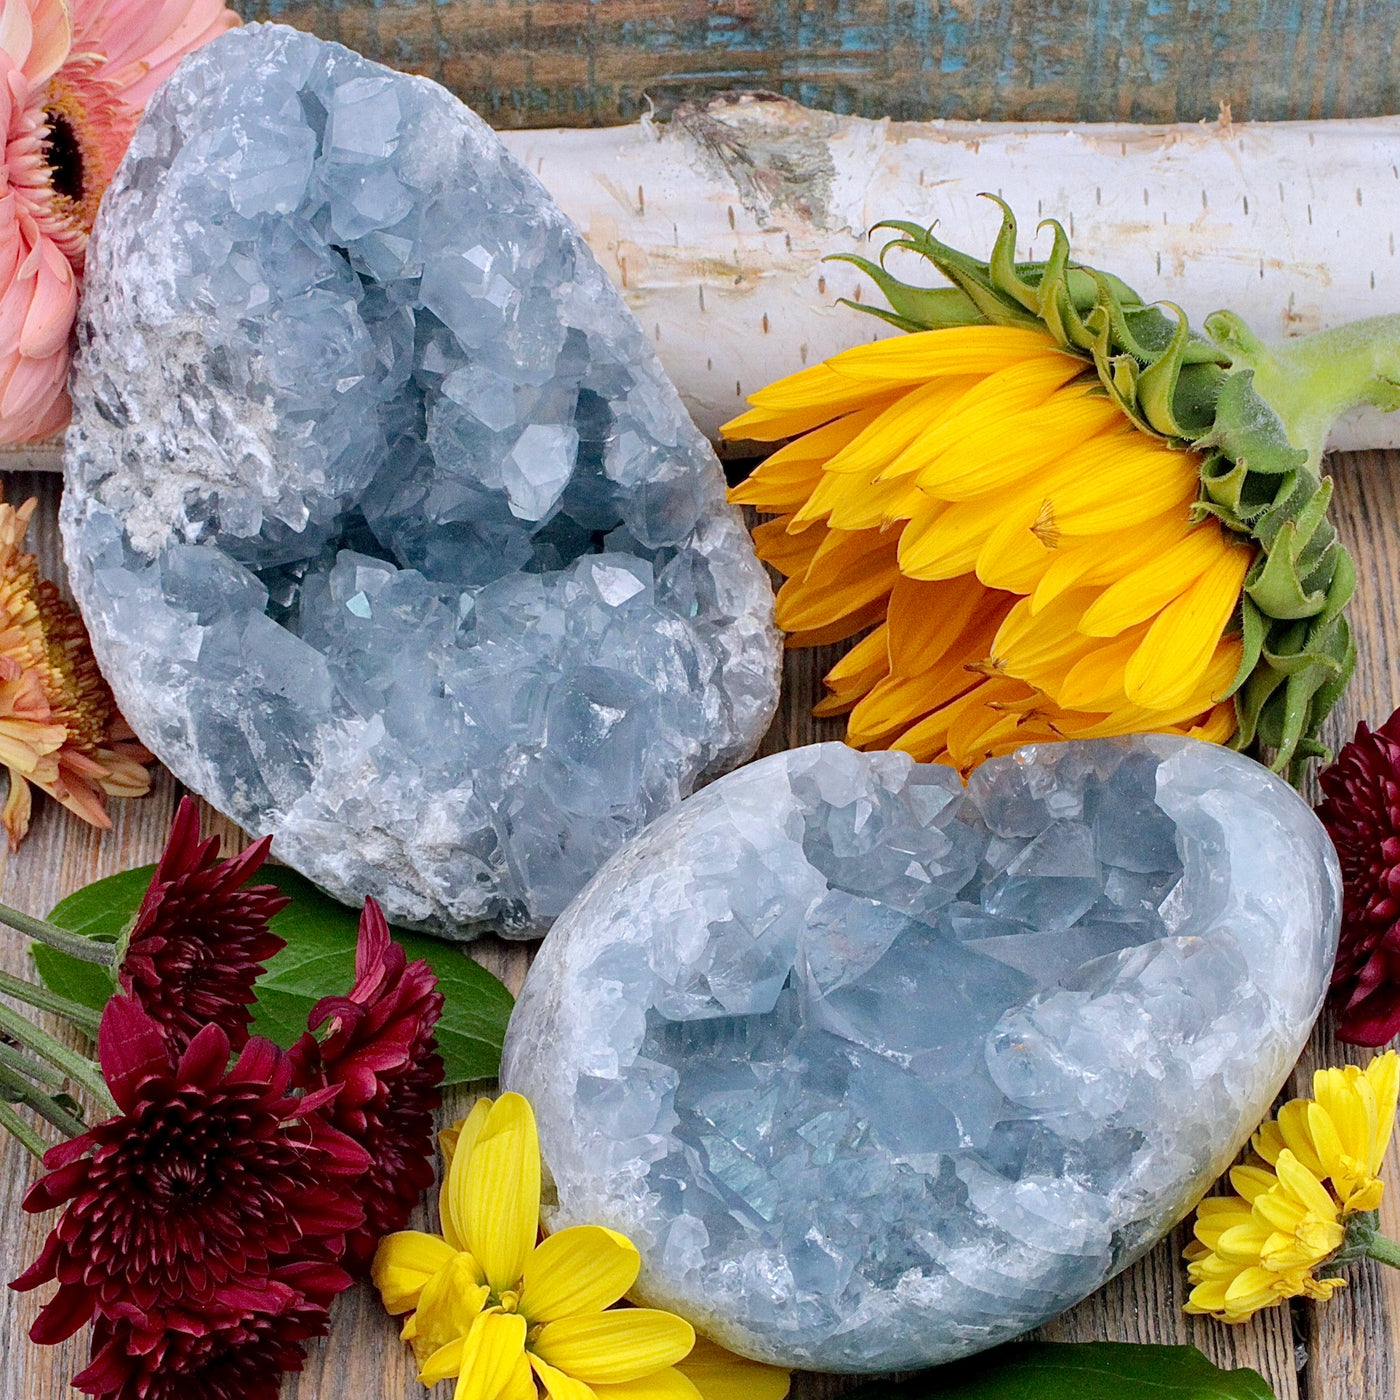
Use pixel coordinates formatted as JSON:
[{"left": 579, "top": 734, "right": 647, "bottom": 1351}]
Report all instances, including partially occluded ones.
[{"left": 830, "top": 196, "right": 1393, "bottom": 779}]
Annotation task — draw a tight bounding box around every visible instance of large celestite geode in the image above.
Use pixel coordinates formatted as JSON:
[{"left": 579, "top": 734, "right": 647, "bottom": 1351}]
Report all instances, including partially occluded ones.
[
  {"left": 61, "top": 25, "right": 780, "bottom": 938},
  {"left": 502, "top": 737, "right": 1341, "bottom": 1371}
]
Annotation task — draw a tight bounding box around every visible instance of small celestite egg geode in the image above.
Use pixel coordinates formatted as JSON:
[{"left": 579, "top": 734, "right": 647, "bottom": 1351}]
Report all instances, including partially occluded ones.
[{"left": 503, "top": 737, "right": 1340, "bottom": 1370}]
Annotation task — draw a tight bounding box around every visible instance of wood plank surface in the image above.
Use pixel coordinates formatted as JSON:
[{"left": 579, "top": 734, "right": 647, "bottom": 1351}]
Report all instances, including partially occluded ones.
[
  {"left": 234, "top": 0, "right": 1400, "bottom": 129},
  {"left": 0, "top": 455, "right": 1395, "bottom": 1397}
]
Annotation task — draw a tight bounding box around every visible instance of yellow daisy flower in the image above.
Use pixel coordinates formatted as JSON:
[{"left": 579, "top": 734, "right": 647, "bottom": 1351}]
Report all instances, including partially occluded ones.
[
  {"left": 1253, "top": 1052, "right": 1400, "bottom": 1213},
  {"left": 373, "top": 1094, "right": 790, "bottom": 1400},
  {"left": 1184, "top": 1051, "right": 1400, "bottom": 1324},
  {"left": 1184, "top": 1153, "right": 1347, "bottom": 1322},
  {"left": 723, "top": 200, "right": 1387, "bottom": 779}
]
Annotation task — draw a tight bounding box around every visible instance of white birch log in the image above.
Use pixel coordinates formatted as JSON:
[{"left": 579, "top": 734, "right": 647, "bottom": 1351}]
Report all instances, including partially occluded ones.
[
  {"left": 8, "top": 97, "right": 1396, "bottom": 476},
  {"left": 501, "top": 95, "right": 1400, "bottom": 451}
]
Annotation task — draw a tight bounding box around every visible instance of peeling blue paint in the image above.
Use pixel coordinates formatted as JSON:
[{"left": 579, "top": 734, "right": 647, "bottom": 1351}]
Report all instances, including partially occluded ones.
[{"left": 232, "top": 0, "right": 1400, "bottom": 128}]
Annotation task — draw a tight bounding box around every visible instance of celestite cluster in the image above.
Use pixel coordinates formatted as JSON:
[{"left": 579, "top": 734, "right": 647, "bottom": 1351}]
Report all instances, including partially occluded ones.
[
  {"left": 502, "top": 737, "right": 1341, "bottom": 1370},
  {"left": 61, "top": 25, "right": 780, "bottom": 937}
]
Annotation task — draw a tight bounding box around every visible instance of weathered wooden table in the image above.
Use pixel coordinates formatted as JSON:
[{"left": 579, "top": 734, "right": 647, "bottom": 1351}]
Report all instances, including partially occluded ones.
[
  {"left": 5, "top": 3, "right": 1400, "bottom": 1395},
  {"left": 1, "top": 455, "right": 1397, "bottom": 1398}
]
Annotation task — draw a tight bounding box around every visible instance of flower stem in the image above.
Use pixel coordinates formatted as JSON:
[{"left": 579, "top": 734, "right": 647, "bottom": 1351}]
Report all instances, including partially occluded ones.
[
  {"left": 0, "top": 1096, "right": 46, "bottom": 1158},
  {"left": 1207, "top": 311, "right": 1400, "bottom": 471},
  {"left": 0, "top": 1001, "right": 113, "bottom": 1113},
  {"left": 0, "top": 1040, "right": 65, "bottom": 1088},
  {"left": 0, "top": 1060, "right": 85, "bottom": 1137},
  {"left": 0, "top": 967, "right": 102, "bottom": 1036},
  {"left": 0, "top": 900, "right": 116, "bottom": 967},
  {"left": 1367, "top": 1234, "right": 1400, "bottom": 1270}
]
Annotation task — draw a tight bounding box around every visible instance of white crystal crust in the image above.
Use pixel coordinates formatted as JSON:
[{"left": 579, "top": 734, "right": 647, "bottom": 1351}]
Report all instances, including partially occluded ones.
[
  {"left": 60, "top": 25, "right": 780, "bottom": 939},
  {"left": 502, "top": 737, "right": 1341, "bottom": 1370}
]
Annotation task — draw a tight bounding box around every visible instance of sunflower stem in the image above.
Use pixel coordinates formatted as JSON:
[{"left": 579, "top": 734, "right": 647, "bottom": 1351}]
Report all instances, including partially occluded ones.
[
  {"left": 0, "top": 1060, "right": 85, "bottom": 1138},
  {"left": 0, "top": 967, "right": 102, "bottom": 1036},
  {"left": 0, "top": 1096, "right": 46, "bottom": 1158},
  {"left": 1366, "top": 1234, "right": 1400, "bottom": 1270},
  {"left": 0, "top": 900, "right": 116, "bottom": 966},
  {"left": 1207, "top": 311, "right": 1400, "bottom": 471},
  {"left": 0, "top": 1001, "right": 113, "bottom": 1113}
]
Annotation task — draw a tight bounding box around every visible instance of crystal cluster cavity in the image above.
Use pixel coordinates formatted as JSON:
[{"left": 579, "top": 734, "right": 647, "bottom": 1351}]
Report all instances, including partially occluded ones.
[
  {"left": 61, "top": 24, "right": 780, "bottom": 938},
  {"left": 502, "top": 737, "right": 1341, "bottom": 1370}
]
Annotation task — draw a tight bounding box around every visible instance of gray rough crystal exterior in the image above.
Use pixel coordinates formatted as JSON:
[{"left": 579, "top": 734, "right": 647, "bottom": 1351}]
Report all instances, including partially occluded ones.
[
  {"left": 502, "top": 737, "right": 1341, "bottom": 1371},
  {"left": 61, "top": 24, "right": 780, "bottom": 939}
]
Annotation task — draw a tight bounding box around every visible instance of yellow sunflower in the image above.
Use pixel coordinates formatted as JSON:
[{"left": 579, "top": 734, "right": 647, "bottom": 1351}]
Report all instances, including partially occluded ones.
[
  {"left": 724, "top": 200, "right": 1381, "bottom": 779},
  {"left": 728, "top": 323, "right": 1247, "bottom": 771}
]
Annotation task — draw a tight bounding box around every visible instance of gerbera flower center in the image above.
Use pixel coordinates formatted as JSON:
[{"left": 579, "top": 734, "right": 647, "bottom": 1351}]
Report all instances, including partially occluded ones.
[
  {"left": 35, "top": 62, "right": 139, "bottom": 248},
  {"left": 43, "top": 108, "right": 84, "bottom": 204}
]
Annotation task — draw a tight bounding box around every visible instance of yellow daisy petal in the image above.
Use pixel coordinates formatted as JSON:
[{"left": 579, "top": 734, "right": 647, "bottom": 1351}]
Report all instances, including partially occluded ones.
[
  {"left": 451, "top": 1311, "right": 531, "bottom": 1400},
  {"left": 463, "top": 1093, "right": 542, "bottom": 1294},
  {"left": 521, "top": 1227, "right": 642, "bottom": 1324},
  {"left": 532, "top": 1311, "right": 697, "bottom": 1384},
  {"left": 1122, "top": 544, "right": 1252, "bottom": 709},
  {"left": 413, "top": 1256, "right": 492, "bottom": 1361},
  {"left": 443, "top": 1098, "right": 494, "bottom": 1252},
  {"left": 1077, "top": 527, "right": 1228, "bottom": 637},
  {"left": 675, "top": 1338, "right": 791, "bottom": 1400},
  {"left": 1365, "top": 1051, "right": 1400, "bottom": 1171},
  {"left": 594, "top": 1368, "right": 704, "bottom": 1400},
  {"left": 503, "top": 1354, "right": 540, "bottom": 1400},
  {"left": 532, "top": 1356, "right": 600, "bottom": 1400},
  {"left": 422, "top": 1335, "right": 470, "bottom": 1387},
  {"left": 372, "top": 1231, "right": 464, "bottom": 1315}
]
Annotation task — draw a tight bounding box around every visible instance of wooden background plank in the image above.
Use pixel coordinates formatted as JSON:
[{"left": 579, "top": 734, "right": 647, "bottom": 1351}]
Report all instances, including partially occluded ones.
[
  {"left": 235, "top": 0, "right": 1400, "bottom": 129},
  {"left": 0, "top": 451, "right": 1396, "bottom": 1395}
]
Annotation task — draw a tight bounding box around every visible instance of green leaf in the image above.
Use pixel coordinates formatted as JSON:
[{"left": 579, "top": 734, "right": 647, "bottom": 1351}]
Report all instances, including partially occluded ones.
[
  {"left": 35, "top": 863, "right": 513, "bottom": 1084},
  {"left": 846, "top": 1343, "right": 1276, "bottom": 1400}
]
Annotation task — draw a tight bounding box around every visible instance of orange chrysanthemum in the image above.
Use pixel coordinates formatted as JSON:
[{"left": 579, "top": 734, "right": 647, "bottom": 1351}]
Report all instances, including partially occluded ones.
[
  {"left": 0, "top": 492, "right": 150, "bottom": 843},
  {"left": 0, "top": 0, "right": 238, "bottom": 441},
  {"left": 725, "top": 324, "right": 1252, "bottom": 774}
]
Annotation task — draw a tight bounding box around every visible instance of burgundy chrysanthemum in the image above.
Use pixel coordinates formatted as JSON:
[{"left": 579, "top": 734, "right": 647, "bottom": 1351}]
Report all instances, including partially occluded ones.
[
  {"left": 117, "top": 796, "right": 290, "bottom": 1053},
  {"left": 73, "top": 1277, "right": 334, "bottom": 1400},
  {"left": 294, "top": 898, "right": 444, "bottom": 1272},
  {"left": 1317, "top": 709, "right": 1400, "bottom": 1045},
  {"left": 12, "top": 996, "right": 366, "bottom": 1343}
]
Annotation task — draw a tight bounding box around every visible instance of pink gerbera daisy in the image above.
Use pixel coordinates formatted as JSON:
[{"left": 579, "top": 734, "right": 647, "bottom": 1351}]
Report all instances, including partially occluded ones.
[{"left": 0, "top": 0, "right": 237, "bottom": 441}]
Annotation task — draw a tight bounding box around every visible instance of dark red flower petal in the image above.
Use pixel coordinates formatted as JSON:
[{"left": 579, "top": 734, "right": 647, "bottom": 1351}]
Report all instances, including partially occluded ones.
[
  {"left": 1318, "top": 709, "right": 1400, "bottom": 1045},
  {"left": 97, "top": 994, "right": 174, "bottom": 1115},
  {"left": 299, "top": 898, "right": 444, "bottom": 1272},
  {"left": 11, "top": 996, "right": 365, "bottom": 1340},
  {"left": 117, "top": 797, "right": 290, "bottom": 1055},
  {"left": 73, "top": 1289, "right": 332, "bottom": 1400}
]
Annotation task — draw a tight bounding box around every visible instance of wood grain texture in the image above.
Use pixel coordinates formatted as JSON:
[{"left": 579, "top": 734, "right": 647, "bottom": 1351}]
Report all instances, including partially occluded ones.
[
  {"left": 0, "top": 457, "right": 1396, "bottom": 1395},
  {"left": 233, "top": 0, "right": 1400, "bottom": 130}
]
